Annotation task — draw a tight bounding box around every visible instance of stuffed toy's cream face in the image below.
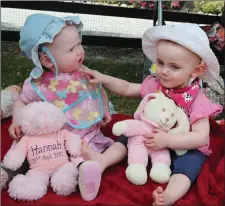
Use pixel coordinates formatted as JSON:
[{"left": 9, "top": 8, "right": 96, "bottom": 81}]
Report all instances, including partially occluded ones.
[{"left": 143, "top": 95, "right": 178, "bottom": 129}]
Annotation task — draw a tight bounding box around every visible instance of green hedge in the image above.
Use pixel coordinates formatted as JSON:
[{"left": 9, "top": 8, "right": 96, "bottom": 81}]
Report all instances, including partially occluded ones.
[{"left": 194, "top": 1, "right": 224, "bottom": 15}]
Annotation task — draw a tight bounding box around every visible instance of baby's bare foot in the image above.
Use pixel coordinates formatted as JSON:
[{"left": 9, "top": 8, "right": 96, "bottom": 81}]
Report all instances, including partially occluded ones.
[
  {"left": 81, "top": 141, "right": 105, "bottom": 170},
  {"left": 153, "top": 187, "right": 164, "bottom": 205},
  {"left": 152, "top": 187, "right": 170, "bottom": 206}
]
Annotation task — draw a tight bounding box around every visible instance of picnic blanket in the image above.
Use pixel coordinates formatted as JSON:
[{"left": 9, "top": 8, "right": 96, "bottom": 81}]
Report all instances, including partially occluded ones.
[{"left": 1, "top": 114, "right": 224, "bottom": 205}]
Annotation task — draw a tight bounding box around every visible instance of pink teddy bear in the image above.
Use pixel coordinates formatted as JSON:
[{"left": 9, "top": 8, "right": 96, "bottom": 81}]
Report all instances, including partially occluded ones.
[
  {"left": 112, "top": 93, "right": 190, "bottom": 185},
  {"left": 2, "top": 101, "right": 81, "bottom": 201}
]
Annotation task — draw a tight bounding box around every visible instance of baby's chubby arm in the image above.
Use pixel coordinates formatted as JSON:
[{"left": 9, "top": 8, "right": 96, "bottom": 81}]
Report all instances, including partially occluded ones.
[
  {"left": 9, "top": 78, "right": 41, "bottom": 140},
  {"left": 100, "top": 86, "right": 109, "bottom": 112},
  {"left": 100, "top": 86, "right": 112, "bottom": 126},
  {"left": 81, "top": 66, "right": 142, "bottom": 97},
  {"left": 9, "top": 99, "right": 26, "bottom": 140},
  {"left": 166, "top": 118, "right": 210, "bottom": 150}
]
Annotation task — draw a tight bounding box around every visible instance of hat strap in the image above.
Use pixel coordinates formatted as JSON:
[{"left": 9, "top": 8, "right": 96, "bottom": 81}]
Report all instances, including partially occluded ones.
[{"left": 40, "top": 46, "right": 59, "bottom": 77}]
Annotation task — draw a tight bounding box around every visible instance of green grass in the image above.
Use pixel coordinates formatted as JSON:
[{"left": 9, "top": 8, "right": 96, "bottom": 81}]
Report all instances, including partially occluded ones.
[
  {"left": 83, "top": 57, "right": 143, "bottom": 114},
  {"left": 1, "top": 42, "right": 144, "bottom": 115}
]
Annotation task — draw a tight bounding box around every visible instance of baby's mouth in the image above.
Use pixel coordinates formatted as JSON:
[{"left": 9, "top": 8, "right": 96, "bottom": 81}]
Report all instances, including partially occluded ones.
[
  {"left": 78, "top": 58, "right": 83, "bottom": 64},
  {"left": 160, "top": 77, "right": 169, "bottom": 82}
]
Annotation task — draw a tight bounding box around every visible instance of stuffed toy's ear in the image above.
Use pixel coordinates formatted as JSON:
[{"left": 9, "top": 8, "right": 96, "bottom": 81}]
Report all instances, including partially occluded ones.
[
  {"left": 134, "top": 93, "right": 165, "bottom": 120},
  {"left": 134, "top": 94, "right": 154, "bottom": 120}
]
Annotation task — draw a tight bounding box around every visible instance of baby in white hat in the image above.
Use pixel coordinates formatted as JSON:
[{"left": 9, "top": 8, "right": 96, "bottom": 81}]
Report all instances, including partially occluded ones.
[{"left": 82, "top": 23, "right": 223, "bottom": 205}]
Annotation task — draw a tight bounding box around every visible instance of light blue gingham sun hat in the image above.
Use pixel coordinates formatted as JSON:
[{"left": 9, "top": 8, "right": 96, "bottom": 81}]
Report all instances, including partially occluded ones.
[{"left": 19, "top": 13, "right": 83, "bottom": 79}]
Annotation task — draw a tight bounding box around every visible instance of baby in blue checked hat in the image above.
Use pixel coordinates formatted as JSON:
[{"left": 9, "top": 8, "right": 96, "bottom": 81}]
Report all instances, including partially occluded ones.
[{"left": 2, "top": 13, "right": 125, "bottom": 202}]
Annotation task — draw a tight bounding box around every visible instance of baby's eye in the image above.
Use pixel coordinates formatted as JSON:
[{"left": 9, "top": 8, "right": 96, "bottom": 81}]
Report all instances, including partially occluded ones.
[
  {"left": 157, "top": 60, "right": 164, "bottom": 65},
  {"left": 171, "top": 113, "right": 174, "bottom": 117},
  {"left": 172, "top": 65, "right": 180, "bottom": 70},
  {"left": 162, "top": 108, "right": 166, "bottom": 112}
]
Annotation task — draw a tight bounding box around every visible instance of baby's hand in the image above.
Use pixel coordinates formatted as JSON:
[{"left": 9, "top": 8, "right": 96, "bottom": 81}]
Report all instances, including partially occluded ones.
[
  {"left": 101, "top": 111, "right": 112, "bottom": 127},
  {"left": 8, "top": 122, "right": 22, "bottom": 141},
  {"left": 144, "top": 128, "right": 168, "bottom": 150},
  {"left": 80, "top": 66, "right": 107, "bottom": 84},
  {"left": 161, "top": 127, "right": 170, "bottom": 133}
]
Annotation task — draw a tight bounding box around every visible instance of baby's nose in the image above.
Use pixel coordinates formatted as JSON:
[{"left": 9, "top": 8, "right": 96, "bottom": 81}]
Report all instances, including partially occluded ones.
[{"left": 165, "top": 118, "right": 169, "bottom": 122}]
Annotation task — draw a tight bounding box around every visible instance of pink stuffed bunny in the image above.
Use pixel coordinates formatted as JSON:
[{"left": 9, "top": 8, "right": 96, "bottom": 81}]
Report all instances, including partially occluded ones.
[
  {"left": 2, "top": 101, "right": 81, "bottom": 201},
  {"left": 112, "top": 93, "right": 190, "bottom": 185}
]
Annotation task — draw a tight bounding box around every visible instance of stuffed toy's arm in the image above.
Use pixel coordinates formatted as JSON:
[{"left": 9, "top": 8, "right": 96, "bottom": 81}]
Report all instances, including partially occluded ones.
[
  {"left": 169, "top": 107, "right": 190, "bottom": 134},
  {"left": 2, "top": 136, "right": 28, "bottom": 171},
  {"left": 63, "top": 130, "right": 81, "bottom": 157},
  {"left": 112, "top": 119, "right": 151, "bottom": 137},
  {"left": 168, "top": 107, "right": 190, "bottom": 156}
]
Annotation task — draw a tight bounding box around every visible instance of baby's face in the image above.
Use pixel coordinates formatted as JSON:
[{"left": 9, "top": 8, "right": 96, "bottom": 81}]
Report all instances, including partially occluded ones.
[
  {"left": 47, "top": 25, "right": 85, "bottom": 73},
  {"left": 155, "top": 40, "right": 201, "bottom": 88}
]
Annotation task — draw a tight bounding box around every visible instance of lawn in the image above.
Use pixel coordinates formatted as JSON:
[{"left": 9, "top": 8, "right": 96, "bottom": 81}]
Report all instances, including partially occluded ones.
[{"left": 1, "top": 42, "right": 144, "bottom": 115}]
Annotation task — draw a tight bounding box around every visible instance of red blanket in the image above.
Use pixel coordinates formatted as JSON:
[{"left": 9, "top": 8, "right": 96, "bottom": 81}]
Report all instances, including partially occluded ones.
[{"left": 1, "top": 114, "right": 224, "bottom": 205}]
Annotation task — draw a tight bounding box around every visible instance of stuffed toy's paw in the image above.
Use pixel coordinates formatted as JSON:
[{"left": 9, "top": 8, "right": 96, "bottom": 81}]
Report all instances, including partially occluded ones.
[
  {"left": 51, "top": 162, "right": 78, "bottom": 196},
  {"left": 149, "top": 163, "right": 171, "bottom": 184},
  {"left": 2, "top": 149, "right": 26, "bottom": 171},
  {"left": 175, "top": 149, "right": 187, "bottom": 156},
  {"left": 65, "top": 134, "right": 81, "bottom": 157},
  {"left": 112, "top": 121, "right": 126, "bottom": 136},
  {"left": 125, "top": 163, "right": 147, "bottom": 185},
  {"left": 8, "top": 170, "right": 49, "bottom": 201}
]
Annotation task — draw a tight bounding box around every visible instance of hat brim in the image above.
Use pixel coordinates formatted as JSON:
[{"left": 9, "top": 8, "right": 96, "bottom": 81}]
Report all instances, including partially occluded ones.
[{"left": 142, "top": 26, "right": 220, "bottom": 83}]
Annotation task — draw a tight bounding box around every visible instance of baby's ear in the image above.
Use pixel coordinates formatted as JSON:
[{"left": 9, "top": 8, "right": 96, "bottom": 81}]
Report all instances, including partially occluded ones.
[
  {"left": 191, "top": 62, "right": 206, "bottom": 78},
  {"left": 40, "top": 54, "right": 53, "bottom": 69}
]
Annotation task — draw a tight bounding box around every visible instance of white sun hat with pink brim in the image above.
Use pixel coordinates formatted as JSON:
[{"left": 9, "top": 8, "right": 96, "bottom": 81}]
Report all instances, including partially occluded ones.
[{"left": 142, "top": 23, "right": 220, "bottom": 83}]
